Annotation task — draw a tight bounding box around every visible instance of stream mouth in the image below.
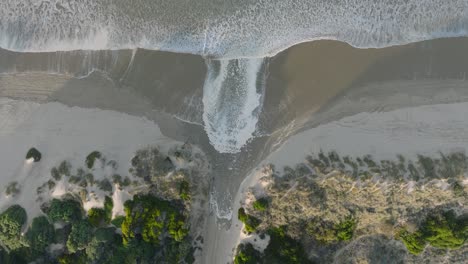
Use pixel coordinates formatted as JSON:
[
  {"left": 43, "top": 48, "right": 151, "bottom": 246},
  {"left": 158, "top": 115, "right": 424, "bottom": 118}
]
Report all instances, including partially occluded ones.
[{"left": 202, "top": 58, "right": 265, "bottom": 153}]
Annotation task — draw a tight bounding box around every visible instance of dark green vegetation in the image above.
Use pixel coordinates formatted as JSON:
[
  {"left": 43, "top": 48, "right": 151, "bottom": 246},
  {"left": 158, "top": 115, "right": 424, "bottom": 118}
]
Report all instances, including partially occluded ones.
[
  {"left": 88, "top": 196, "right": 113, "bottom": 227},
  {"left": 0, "top": 205, "right": 27, "bottom": 251},
  {"left": 1, "top": 145, "right": 202, "bottom": 263},
  {"left": 306, "top": 217, "right": 357, "bottom": 244},
  {"left": 25, "top": 216, "right": 55, "bottom": 258},
  {"left": 234, "top": 227, "right": 312, "bottom": 264},
  {"left": 263, "top": 227, "right": 312, "bottom": 264},
  {"left": 252, "top": 198, "right": 269, "bottom": 211},
  {"left": 238, "top": 207, "right": 261, "bottom": 233},
  {"left": 234, "top": 243, "right": 261, "bottom": 264},
  {"left": 121, "top": 194, "right": 189, "bottom": 245},
  {"left": 0, "top": 194, "right": 194, "bottom": 263},
  {"left": 335, "top": 217, "right": 357, "bottom": 241},
  {"left": 46, "top": 198, "right": 83, "bottom": 223},
  {"left": 85, "top": 151, "right": 102, "bottom": 169},
  {"left": 397, "top": 210, "right": 468, "bottom": 255},
  {"left": 26, "top": 147, "right": 42, "bottom": 162}
]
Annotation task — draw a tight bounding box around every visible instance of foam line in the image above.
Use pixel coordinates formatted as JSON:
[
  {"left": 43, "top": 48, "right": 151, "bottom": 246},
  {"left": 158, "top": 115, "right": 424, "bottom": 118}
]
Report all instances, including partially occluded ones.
[{"left": 0, "top": 0, "right": 467, "bottom": 58}]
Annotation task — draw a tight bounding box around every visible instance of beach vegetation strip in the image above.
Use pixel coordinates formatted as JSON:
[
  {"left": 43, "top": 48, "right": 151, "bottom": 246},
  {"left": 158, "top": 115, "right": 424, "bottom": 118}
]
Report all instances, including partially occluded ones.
[{"left": 234, "top": 150, "right": 467, "bottom": 263}]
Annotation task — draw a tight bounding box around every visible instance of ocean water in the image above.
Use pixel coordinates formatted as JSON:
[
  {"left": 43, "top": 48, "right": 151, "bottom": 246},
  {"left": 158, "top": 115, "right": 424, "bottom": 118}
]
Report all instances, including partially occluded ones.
[
  {"left": 1, "top": 0, "right": 468, "bottom": 152},
  {"left": 1, "top": 0, "right": 467, "bottom": 57}
]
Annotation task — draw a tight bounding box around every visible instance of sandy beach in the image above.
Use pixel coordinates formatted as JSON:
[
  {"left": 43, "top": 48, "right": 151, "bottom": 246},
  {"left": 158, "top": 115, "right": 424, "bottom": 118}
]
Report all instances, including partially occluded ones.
[{"left": 0, "top": 97, "right": 177, "bottom": 225}]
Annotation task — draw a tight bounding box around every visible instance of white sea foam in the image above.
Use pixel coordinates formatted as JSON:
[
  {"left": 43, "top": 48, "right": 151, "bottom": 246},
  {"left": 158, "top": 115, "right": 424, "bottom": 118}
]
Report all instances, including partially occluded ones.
[
  {"left": 202, "top": 58, "right": 265, "bottom": 153},
  {"left": 0, "top": 0, "right": 467, "bottom": 58}
]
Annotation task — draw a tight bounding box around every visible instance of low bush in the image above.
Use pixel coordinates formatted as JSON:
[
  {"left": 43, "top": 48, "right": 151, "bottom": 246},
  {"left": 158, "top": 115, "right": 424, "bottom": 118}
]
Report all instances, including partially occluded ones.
[
  {"left": 397, "top": 210, "right": 467, "bottom": 254},
  {"left": 0, "top": 205, "right": 28, "bottom": 251},
  {"left": 397, "top": 230, "right": 426, "bottom": 255},
  {"left": 26, "top": 148, "right": 41, "bottom": 162},
  {"left": 234, "top": 243, "right": 261, "bottom": 264},
  {"left": 238, "top": 208, "right": 260, "bottom": 233},
  {"left": 306, "top": 217, "right": 357, "bottom": 244},
  {"left": 88, "top": 208, "right": 106, "bottom": 227},
  {"left": 111, "top": 216, "right": 125, "bottom": 228},
  {"left": 253, "top": 198, "right": 269, "bottom": 211},
  {"left": 66, "top": 220, "right": 93, "bottom": 253},
  {"left": 264, "top": 227, "right": 312, "bottom": 264},
  {"left": 26, "top": 216, "right": 55, "bottom": 258},
  {"left": 335, "top": 217, "right": 357, "bottom": 241}
]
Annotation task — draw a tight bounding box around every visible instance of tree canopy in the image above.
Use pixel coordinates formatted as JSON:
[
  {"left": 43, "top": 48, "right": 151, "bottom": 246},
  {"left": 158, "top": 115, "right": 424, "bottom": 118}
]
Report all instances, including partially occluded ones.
[
  {"left": 0, "top": 205, "right": 27, "bottom": 251},
  {"left": 47, "top": 199, "right": 82, "bottom": 223}
]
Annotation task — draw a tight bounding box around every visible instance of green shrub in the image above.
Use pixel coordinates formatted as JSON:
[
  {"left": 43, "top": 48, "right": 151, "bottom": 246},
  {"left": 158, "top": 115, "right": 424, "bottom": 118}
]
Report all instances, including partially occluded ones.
[
  {"left": 55, "top": 225, "right": 72, "bottom": 245},
  {"left": 86, "top": 151, "right": 102, "bottom": 169},
  {"left": 422, "top": 211, "right": 466, "bottom": 249},
  {"left": 264, "top": 227, "right": 312, "bottom": 264},
  {"left": 168, "top": 213, "right": 189, "bottom": 242},
  {"left": 398, "top": 210, "right": 468, "bottom": 255},
  {"left": 253, "top": 198, "right": 269, "bottom": 211},
  {"left": 121, "top": 195, "right": 188, "bottom": 245},
  {"left": 88, "top": 208, "right": 106, "bottom": 227},
  {"left": 397, "top": 230, "right": 426, "bottom": 255},
  {"left": 335, "top": 217, "right": 357, "bottom": 241},
  {"left": 26, "top": 216, "right": 55, "bottom": 257},
  {"left": 95, "top": 227, "right": 116, "bottom": 242},
  {"left": 26, "top": 148, "right": 41, "bottom": 162},
  {"left": 0, "top": 205, "right": 28, "bottom": 251},
  {"left": 238, "top": 208, "right": 260, "bottom": 233},
  {"left": 306, "top": 217, "right": 357, "bottom": 244},
  {"left": 88, "top": 197, "right": 113, "bottom": 227},
  {"left": 234, "top": 243, "right": 261, "bottom": 264},
  {"left": 46, "top": 199, "right": 82, "bottom": 223},
  {"left": 58, "top": 252, "right": 88, "bottom": 264},
  {"left": 111, "top": 216, "right": 125, "bottom": 228},
  {"left": 104, "top": 196, "right": 113, "bottom": 222},
  {"left": 66, "top": 220, "right": 93, "bottom": 253}
]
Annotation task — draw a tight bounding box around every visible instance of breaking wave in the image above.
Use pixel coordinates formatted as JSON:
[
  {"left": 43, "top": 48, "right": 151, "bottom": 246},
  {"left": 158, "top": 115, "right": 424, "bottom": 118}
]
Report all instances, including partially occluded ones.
[
  {"left": 0, "top": 0, "right": 467, "bottom": 58},
  {"left": 202, "top": 58, "right": 265, "bottom": 153}
]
